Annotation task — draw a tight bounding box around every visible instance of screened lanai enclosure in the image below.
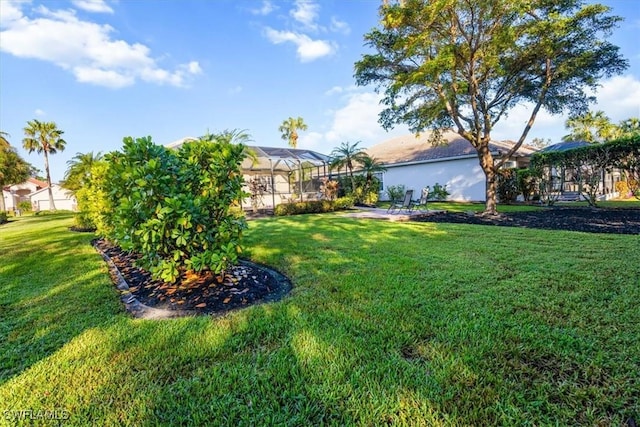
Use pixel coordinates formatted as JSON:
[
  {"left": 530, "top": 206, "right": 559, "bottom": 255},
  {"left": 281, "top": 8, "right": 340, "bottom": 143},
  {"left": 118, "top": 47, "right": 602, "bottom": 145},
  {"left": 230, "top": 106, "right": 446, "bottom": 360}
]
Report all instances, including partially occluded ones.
[
  {"left": 241, "top": 146, "right": 331, "bottom": 212},
  {"left": 166, "top": 138, "right": 332, "bottom": 213}
]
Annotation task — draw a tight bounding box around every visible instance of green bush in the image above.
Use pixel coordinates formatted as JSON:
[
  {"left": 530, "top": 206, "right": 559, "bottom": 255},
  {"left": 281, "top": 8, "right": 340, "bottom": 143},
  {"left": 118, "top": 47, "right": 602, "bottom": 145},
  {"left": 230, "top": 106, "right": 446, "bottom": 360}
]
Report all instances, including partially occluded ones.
[
  {"left": 386, "top": 185, "right": 406, "bottom": 202},
  {"left": 516, "top": 168, "right": 538, "bottom": 201},
  {"left": 274, "top": 196, "right": 354, "bottom": 216},
  {"left": 614, "top": 180, "right": 631, "bottom": 198},
  {"left": 336, "top": 175, "right": 380, "bottom": 205},
  {"left": 428, "top": 182, "right": 450, "bottom": 201},
  {"left": 17, "top": 201, "right": 32, "bottom": 213},
  {"left": 73, "top": 211, "right": 96, "bottom": 231},
  {"left": 334, "top": 196, "right": 355, "bottom": 210},
  {"left": 96, "top": 135, "right": 248, "bottom": 283},
  {"left": 0, "top": 212, "right": 7, "bottom": 224},
  {"left": 496, "top": 168, "right": 518, "bottom": 203}
]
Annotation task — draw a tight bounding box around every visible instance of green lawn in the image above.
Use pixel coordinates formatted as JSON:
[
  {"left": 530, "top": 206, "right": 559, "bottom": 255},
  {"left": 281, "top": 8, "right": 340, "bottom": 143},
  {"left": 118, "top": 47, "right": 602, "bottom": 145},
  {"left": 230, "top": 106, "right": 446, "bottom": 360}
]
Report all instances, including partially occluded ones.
[{"left": 1, "top": 213, "right": 638, "bottom": 425}]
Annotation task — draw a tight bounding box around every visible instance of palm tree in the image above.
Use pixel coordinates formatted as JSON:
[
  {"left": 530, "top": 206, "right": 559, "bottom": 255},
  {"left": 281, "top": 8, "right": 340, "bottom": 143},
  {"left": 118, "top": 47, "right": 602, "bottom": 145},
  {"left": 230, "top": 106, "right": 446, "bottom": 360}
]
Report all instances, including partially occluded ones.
[
  {"left": 358, "top": 154, "right": 387, "bottom": 193},
  {"left": 562, "top": 111, "right": 614, "bottom": 143},
  {"left": 62, "top": 151, "right": 103, "bottom": 193},
  {"left": 618, "top": 117, "right": 640, "bottom": 138},
  {"left": 278, "top": 117, "right": 308, "bottom": 149},
  {"left": 200, "top": 128, "right": 258, "bottom": 165},
  {"left": 330, "top": 141, "right": 368, "bottom": 192},
  {"left": 0, "top": 131, "right": 10, "bottom": 149},
  {"left": 22, "top": 119, "right": 67, "bottom": 211}
]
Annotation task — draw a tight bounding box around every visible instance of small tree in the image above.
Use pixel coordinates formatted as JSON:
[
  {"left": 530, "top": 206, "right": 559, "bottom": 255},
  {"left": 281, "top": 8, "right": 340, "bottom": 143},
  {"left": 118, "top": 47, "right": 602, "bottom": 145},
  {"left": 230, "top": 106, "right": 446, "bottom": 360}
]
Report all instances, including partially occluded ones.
[
  {"left": 319, "top": 177, "right": 339, "bottom": 200},
  {"left": 248, "top": 178, "right": 268, "bottom": 213},
  {"left": 330, "top": 141, "right": 368, "bottom": 193},
  {"left": 358, "top": 154, "right": 387, "bottom": 197}
]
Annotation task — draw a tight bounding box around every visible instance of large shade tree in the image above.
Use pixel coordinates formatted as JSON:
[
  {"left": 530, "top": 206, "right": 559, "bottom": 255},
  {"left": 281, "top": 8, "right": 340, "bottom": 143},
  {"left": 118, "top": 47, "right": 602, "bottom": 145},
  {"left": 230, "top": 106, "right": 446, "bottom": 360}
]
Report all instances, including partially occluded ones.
[
  {"left": 354, "top": 0, "right": 628, "bottom": 214},
  {"left": 22, "top": 120, "right": 67, "bottom": 211},
  {"left": 278, "top": 117, "right": 308, "bottom": 149}
]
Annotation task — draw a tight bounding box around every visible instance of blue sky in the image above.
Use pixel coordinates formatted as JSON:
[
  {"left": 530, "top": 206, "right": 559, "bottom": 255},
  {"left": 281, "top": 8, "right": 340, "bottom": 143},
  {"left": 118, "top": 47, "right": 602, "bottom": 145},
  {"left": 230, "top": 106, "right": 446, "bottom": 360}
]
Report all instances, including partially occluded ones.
[{"left": 1, "top": 0, "right": 639, "bottom": 183}]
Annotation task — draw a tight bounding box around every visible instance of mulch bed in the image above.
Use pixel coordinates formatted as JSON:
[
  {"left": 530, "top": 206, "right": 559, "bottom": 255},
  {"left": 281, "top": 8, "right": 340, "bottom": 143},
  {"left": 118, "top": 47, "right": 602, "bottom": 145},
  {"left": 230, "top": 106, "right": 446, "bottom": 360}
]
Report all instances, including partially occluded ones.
[
  {"left": 412, "top": 207, "right": 640, "bottom": 235},
  {"left": 94, "top": 239, "right": 291, "bottom": 317}
]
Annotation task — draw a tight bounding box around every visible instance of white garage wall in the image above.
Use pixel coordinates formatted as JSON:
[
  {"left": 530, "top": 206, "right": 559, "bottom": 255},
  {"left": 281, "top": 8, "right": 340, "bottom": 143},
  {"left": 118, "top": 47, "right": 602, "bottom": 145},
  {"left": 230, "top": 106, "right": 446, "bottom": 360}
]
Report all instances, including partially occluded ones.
[
  {"left": 29, "top": 185, "right": 77, "bottom": 211},
  {"left": 380, "top": 157, "right": 487, "bottom": 202}
]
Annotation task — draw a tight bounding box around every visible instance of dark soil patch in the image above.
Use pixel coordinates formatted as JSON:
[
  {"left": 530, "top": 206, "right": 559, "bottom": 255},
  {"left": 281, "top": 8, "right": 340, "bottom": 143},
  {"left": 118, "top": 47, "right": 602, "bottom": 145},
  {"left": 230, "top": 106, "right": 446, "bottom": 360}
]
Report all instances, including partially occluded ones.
[
  {"left": 94, "top": 239, "right": 291, "bottom": 317},
  {"left": 413, "top": 207, "right": 640, "bottom": 235}
]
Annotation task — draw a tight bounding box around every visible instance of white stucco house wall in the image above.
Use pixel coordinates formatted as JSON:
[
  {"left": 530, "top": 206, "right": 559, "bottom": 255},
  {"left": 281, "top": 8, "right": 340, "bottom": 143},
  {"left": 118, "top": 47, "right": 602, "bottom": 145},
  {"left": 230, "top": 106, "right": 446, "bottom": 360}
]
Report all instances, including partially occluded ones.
[
  {"left": 29, "top": 184, "right": 77, "bottom": 211},
  {"left": 365, "top": 131, "right": 537, "bottom": 202},
  {"left": 2, "top": 178, "right": 48, "bottom": 211}
]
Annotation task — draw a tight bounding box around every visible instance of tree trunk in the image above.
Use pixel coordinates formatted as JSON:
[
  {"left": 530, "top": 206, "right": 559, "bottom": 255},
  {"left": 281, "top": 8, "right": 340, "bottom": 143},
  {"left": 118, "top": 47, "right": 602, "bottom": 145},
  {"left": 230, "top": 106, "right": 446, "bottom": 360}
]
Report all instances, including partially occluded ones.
[
  {"left": 478, "top": 145, "right": 497, "bottom": 215},
  {"left": 43, "top": 150, "right": 56, "bottom": 211}
]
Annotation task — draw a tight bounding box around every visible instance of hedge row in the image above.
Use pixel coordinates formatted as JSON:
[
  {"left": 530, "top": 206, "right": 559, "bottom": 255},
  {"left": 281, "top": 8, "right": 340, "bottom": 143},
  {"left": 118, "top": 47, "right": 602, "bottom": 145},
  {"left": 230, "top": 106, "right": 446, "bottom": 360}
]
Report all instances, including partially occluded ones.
[{"left": 274, "top": 196, "right": 354, "bottom": 216}]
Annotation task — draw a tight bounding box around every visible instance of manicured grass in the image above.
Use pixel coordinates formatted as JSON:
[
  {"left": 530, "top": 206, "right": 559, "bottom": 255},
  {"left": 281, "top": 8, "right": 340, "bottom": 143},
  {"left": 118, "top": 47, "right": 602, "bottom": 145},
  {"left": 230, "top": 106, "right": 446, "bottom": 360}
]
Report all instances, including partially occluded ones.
[{"left": 1, "top": 212, "right": 639, "bottom": 425}]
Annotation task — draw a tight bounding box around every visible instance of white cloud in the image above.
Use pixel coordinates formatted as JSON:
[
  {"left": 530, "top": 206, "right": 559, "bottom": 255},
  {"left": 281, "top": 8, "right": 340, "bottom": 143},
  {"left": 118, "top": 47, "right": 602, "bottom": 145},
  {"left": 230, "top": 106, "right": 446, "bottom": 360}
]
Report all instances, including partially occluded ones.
[
  {"left": 330, "top": 17, "right": 350, "bottom": 35},
  {"left": 0, "top": 1, "right": 24, "bottom": 26},
  {"left": 298, "top": 90, "right": 409, "bottom": 151},
  {"left": 492, "top": 75, "right": 640, "bottom": 143},
  {"left": 589, "top": 75, "right": 640, "bottom": 120},
  {"left": 74, "top": 66, "right": 133, "bottom": 87},
  {"left": 0, "top": 3, "right": 201, "bottom": 88},
  {"left": 250, "top": 1, "right": 276, "bottom": 16},
  {"left": 290, "top": 0, "right": 320, "bottom": 31},
  {"left": 71, "top": 0, "right": 114, "bottom": 14},
  {"left": 184, "top": 61, "right": 202, "bottom": 75},
  {"left": 324, "top": 86, "right": 344, "bottom": 96},
  {"left": 34, "top": 108, "right": 46, "bottom": 116},
  {"left": 264, "top": 27, "right": 334, "bottom": 62}
]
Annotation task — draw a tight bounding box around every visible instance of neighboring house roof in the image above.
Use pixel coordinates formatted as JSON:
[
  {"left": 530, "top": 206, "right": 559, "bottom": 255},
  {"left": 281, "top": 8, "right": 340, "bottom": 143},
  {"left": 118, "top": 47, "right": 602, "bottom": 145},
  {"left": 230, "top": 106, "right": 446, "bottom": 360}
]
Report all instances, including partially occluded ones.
[
  {"left": 365, "top": 131, "right": 537, "bottom": 166},
  {"left": 3, "top": 177, "right": 48, "bottom": 192},
  {"left": 28, "top": 177, "right": 48, "bottom": 188},
  {"left": 28, "top": 183, "right": 73, "bottom": 199},
  {"left": 538, "top": 141, "right": 591, "bottom": 153}
]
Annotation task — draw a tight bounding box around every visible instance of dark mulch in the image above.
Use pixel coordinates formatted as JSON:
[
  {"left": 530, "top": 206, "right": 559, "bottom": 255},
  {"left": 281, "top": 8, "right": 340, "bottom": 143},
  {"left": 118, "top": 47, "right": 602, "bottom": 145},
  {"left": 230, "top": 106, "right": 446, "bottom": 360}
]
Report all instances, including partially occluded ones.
[
  {"left": 412, "top": 207, "right": 640, "bottom": 235},
  {"left": 94, "top": 239, "right": 291, "bottom": 316}
]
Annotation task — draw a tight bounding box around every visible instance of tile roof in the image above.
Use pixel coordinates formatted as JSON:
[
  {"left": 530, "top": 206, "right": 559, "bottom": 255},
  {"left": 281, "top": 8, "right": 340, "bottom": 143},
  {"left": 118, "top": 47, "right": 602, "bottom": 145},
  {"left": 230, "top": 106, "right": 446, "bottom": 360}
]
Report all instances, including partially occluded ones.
[{"left": 365, "top": 130, "right": 537, "bottom": 165}]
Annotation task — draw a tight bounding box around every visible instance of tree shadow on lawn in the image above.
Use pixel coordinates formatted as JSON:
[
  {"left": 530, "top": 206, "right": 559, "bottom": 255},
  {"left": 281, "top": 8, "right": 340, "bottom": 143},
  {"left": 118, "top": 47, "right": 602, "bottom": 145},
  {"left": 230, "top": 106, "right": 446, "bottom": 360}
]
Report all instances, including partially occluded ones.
[
  {"left": 0, "top": 300, "right": 470, "bottom": 425},
  {"left": 0, "top": 240, "right": 124, "bottom": 386}
]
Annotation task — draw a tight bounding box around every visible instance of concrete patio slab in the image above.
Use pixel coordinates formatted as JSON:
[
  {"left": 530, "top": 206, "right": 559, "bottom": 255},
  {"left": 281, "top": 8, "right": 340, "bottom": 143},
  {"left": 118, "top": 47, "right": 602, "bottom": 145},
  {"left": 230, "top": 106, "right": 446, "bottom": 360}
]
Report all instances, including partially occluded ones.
[{"left": 338, "top": 206, "right": 446, "bottom": 221}]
